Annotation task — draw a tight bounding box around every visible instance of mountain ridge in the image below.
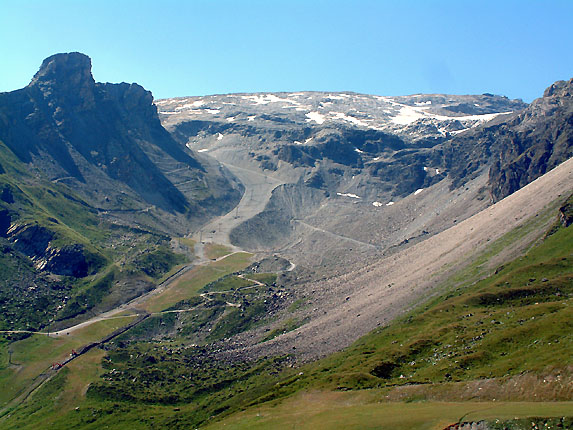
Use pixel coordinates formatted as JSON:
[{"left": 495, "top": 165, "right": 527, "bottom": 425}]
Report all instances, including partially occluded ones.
[{"left": 0, "top": 52, "right": 242, "bottom": 234}]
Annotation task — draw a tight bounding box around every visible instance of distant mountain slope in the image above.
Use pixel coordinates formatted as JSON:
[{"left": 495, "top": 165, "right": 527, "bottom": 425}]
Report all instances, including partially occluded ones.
[
  {"left": 0, "top": 52, "right": 242, "bottom": 235},
  {"left": 157, "top": 81, "right": 571, "bottom": 264},
  {"left": 158, "top": 90, "right": 526, "bottom": 202}
]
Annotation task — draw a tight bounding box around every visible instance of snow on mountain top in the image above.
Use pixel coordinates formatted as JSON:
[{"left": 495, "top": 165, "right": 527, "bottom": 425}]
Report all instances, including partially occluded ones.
[
  {"left": 157, "top": 91, "right": 525, "bottom": 143},
  {"left": 391, "top": 106, "right": 426, "bottom": 125}
]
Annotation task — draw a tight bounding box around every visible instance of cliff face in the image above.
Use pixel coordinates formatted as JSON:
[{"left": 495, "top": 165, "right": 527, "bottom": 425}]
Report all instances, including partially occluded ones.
[
  {"left": 487, "top": 79, "right": 573, "bottom": 201},
  {"left": 0, "top": 52, "right": 242, "bottom": 233},
  {"left": 5, "top": 223, "right": 104, "bottom": 277}
]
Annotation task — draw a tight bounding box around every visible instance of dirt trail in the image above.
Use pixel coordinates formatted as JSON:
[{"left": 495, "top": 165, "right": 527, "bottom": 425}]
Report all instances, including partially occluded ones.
[
  {"left": 192, "top": 160, "right": 285, "bottom": 248},
  {"left": 45, "top": 251, "right": 245, "bottom": 337},
  {"left": 225, "top": 156, "right": 573, "bottom": 362},
  {"left": 293, "top": 219, "right": 378, "bottom": 250}
]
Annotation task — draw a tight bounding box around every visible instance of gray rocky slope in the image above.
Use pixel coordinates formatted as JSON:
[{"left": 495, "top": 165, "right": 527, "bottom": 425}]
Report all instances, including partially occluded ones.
[
  {"left": 157, "top": 83, "right": 571, "bottom": 277},
  {"left": 157, "top": 84, "right": 573, "bottom": 362}
]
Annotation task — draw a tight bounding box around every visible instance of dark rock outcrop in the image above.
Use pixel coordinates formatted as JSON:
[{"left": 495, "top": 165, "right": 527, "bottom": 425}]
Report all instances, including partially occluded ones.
[
  {"left": 559, "top": 195, "right": 573, "bottom": 227},
  {"left": 0, "top": 52, "right": 242, "bottom": 233},
  {"left": 487, "top": 79, "right": 573, "bottom": 201},
  {"left": 434, "top": 78, "right": 572, "bottom": 202},
  {"left": 6, "top": 223, "right": 104, "bottom": 277}
]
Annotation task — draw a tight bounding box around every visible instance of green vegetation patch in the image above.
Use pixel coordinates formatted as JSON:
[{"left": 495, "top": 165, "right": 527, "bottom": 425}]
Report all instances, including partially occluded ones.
[
  {"left": 207, "top": 299, "right": 267, "bottom": 341},
  {"left": 204, "top": 243, "right": 232, "bottom": 260},
  {"left": 246, "top": 272, "right": 278, "bottom": 285},
  {"left": 132, "top": 246, "right": 186, "bottom": 279},
  {"left": 202, "top": 275, "right": 253, "bottom": 293}
]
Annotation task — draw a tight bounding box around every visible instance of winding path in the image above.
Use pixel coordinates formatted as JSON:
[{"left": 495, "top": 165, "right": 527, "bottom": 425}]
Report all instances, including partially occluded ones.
[{"left": 193, "top": 160, "right": 285, "bottom": 248}]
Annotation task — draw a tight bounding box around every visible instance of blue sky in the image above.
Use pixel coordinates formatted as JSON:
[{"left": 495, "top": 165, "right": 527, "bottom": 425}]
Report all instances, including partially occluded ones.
[{"left": 1, "top": 0, "right": 572, "bottom": 102}]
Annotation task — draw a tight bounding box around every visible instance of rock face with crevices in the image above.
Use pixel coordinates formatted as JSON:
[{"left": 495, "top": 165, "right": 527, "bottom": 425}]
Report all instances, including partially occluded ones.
[
  {"left": 487, "top": 78, "right": 573, "bottom": 201},
  {"left": 158, "top": 90, "right": 526, "bottom": 203},
  {"left": 0, "top": 52, "right": 243, "bottom": 235}
]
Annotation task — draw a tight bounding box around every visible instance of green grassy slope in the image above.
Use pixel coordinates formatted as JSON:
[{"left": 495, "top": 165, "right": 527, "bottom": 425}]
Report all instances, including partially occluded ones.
[
  {"left": 0, "top": 139, "right": 189, "bottom": 332},
  {"left": 1, "top": 196, "right": 571, "bottom": 430}
]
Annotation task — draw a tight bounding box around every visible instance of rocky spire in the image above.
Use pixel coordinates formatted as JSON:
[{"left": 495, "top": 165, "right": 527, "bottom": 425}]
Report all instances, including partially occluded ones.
[{"left": 28, "top": 52, "right": 96, "bottom": 110}]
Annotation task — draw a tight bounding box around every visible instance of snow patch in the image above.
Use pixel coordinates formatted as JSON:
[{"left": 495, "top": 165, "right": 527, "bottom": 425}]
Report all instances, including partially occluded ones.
[
  {"left": 391, "top": 106, "right": 426, "bottom": 125},
  {"left": 414, "top": 188, "right": 424, "bottom": 195},
  {"left": 355, "top": 148, "right": 365, "bottom": 154},
  {"left": 328, "top": 94, "right": 350, "bottom": 100},
  {"left": 333, "top": 112, "right": 368, "bottom": 127},
  {"left": 386, "top": 201, "right": 395, "bottom": 206},
  {"left": 247, "top": 116, "right": 256, "bottom": 121},
  {"left": 242, "top": 94, "right": 281, "bottom": 104},
  {"left": 217, "top": 133, "right": 223, "bottom": 141},
  {"left": 226, "top": 116, "right": 235, "bottom": 122},
  {"left": 415, "top": 100, "right": 432, "bottom": 106},
  {"left": 242, "top": 94, "right": 299, "bottom": 105},
  {"left": 337, "top": 192, "right": 361, "bottom": 199},
  {"left": 372, "top": 201, "right": 383, "bottom": 207},
  {"left": 197, "top": 148, "right": 209, "bottom": 153},
  {"left": 435, "top": 168, "right": 441, "bottom": 175},
  {"left": 306, "top": 111, "right": 326, "bottom": 124},
  {"left": 430, "top": 111, "right": 513, "bottom": 123}
]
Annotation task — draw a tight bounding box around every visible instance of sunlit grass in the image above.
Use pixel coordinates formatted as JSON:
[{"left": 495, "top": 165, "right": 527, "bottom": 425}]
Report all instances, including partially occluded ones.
[
  {"left": 0, "top": 316, "right": 136, "bottom": 407},
  {"left": 139, "top": 252, "right": 253, "bottom": 313},
  {"left": 203, "top": 390, "right": 573, "bottom": 430},
  {"left": 204, "top": 243, "right": 233, "bottom": 260}
]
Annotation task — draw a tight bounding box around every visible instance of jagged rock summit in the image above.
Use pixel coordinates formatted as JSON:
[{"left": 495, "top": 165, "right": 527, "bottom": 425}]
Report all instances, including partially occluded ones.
[
  {"left": 0, "top": 52, "right": 242, "bottom": 234},
  {"left": 29, "top": 52, "right": 97, "bottom": 108}
]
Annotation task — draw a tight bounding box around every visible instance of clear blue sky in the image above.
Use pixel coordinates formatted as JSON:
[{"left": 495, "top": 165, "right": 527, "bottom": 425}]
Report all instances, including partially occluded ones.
[{"left": 1, "top": 0, "right": 572, "bottom": 102}]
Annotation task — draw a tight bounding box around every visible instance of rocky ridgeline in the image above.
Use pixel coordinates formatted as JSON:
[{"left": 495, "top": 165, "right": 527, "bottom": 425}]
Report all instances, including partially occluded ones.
[
  {"left": 157, "top": 90, "right": 526, "bottom": 199},
  {"left": 158, "top": 79, "right": 571, "bottom": 205},
  {"left": 0, "top": 52, "right": 242, "bottom": 235},
  {"left": 488, "top": 78, "right": 573, "bottom": 201},
  {"left": 157, "top": 91, "right": 526, "bottom": 145}
]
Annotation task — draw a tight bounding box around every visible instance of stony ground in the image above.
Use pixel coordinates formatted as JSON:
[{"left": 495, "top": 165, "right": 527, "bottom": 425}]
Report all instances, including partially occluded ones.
[{"left": 219, "top": 157, "right": 573, "bottom": 362}]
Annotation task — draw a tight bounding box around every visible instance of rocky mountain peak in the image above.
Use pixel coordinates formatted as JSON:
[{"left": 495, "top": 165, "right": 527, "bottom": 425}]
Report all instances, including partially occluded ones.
[
  {"left": 30, "top": 52, "right": 94, "bottom": 87},
  {"left": 543, "top": 78, "right": 573, "bottom": 99},
  {"left": 0, "top": 52, "right": 242, "bottom": 233},
  {"left": 28, "top": 52, "right": 96, "bottom": 110}
]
